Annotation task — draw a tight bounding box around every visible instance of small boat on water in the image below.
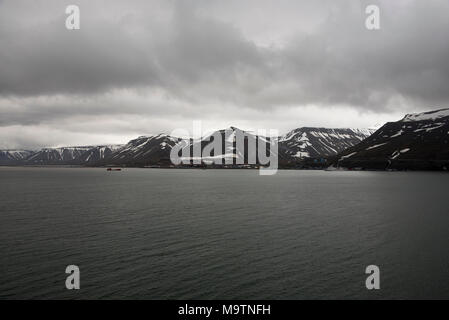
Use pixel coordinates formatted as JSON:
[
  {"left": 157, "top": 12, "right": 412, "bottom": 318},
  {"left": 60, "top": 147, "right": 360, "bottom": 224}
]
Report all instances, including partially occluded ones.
[{"left": 106, "top": 168, "right": 122, "bottom": 171}]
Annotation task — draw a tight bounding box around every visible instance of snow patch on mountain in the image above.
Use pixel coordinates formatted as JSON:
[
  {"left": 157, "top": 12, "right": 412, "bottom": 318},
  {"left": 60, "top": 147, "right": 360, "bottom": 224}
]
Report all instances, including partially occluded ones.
[
  {"left": 366, "top": 142, "right": 388, "bottom": 150},
  {"left": 401, "top": 108, "right": 449, "bottom": 122},
  {"left": 0, "top": 150, "right": 34, "bottom": 160},
  {"left": 414, "top": 123, "right": 445, "bottom": 132},
  {"left": 26, "top": 146, "right": 93, "bottom": 163},
  {"left": 340, "top": 152, "right": 357, "bottom": 160},
  {"left": 280, "top": 127, "right": 374, "bottom": 158},
  {"left": 0, "top": 150, "right": 35, "bottom": 164},
  {"left": 390, "top": 130, "right": 403, "bottom": 138},
  {"left": 390, "top": 148, "right": 411, "bottom": 160}
]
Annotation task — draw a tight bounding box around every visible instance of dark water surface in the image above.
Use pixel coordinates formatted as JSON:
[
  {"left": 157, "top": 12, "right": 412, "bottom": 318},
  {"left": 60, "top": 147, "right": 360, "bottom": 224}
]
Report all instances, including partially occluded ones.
[{"left": 1, "top": 167, "right": 449, "bottom": 299}]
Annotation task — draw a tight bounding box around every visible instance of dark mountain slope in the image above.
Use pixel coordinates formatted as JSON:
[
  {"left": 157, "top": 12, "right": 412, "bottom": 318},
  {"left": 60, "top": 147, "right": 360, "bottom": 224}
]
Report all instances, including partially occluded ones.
[{"left": 335, "top": 108, "right": 449, "bottom": 170}]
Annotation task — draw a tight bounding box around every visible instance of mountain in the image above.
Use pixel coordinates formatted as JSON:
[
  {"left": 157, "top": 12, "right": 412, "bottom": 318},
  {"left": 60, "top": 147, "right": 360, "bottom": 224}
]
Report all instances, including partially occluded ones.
[
  {"left": 0, "top": 136, "right": 184, "bottom": 167},
  {"left": 0, "top": 126, "right": 374, "bottom": 167},
  {"left": 174, "top": 126, "right": 280, "bottom": 166},
  {"left": 335, "top": 108, "right": 449, "bottom": 170},
  {"left": 73, "top": 145, "right": 123, "bottom": 164},
  {"left": 19, "top": 145, "right": 123, "bottom": 165},
  {"left": 98, "top": 128, "right": 278, "bottom": 167},
  {"left": 0, "top": 150, "right": 35, "bottom": 165},
  {"left": 25, "top": 146, "right": 94, "bottom": 165},
  {"left": 279, "top": 127, "right": 374, "bottom": 159},
  {"left": 98, "top": 134, "right": 181, "bottom": 166}
]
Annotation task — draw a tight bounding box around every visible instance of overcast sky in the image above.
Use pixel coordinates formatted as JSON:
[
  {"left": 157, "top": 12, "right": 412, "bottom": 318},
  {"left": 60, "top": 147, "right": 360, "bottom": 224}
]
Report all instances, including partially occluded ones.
[{"left": 1, "top": 0, "right": 448, "bottom": 149}]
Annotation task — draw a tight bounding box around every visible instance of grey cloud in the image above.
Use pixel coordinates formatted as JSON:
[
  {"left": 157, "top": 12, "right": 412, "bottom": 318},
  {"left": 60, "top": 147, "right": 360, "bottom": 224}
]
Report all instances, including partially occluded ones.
[
  {"left": 0, "top": 15, "right": 159, "bottom": 96},
  {"left": 1, "top": 0, "right": 449, "bottom": 149},
  {"left": 265, "top": 0, "right": 449, "bottom": 111},
  {"left": 1, "top": 0, "right": 448, "bottom": 110}
]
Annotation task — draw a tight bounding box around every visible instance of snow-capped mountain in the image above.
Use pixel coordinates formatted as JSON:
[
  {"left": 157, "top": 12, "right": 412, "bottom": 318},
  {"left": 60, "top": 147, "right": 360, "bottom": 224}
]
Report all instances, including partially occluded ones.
[
  {"left": 173, "top": 126, "right": 279, "bottom": 165},
  {"left": 98, "top": 128, "right": 278, "bottom": 166},
  {"left": 75, "top": 145, "right": 123, "bottom": 164},
  {"left": 18, "top": 145, "right": 123, "bottom": 165},
  {"left": 98, "top": 134, "right": 181, "bottom": 166},
  {"left": 336, "top": 108, "right": 449, "bottom": 170},
  {"left": 0, "top": 150, "right": 35, "bottom": 165},
  {"left": 401, "top": 108, "right": 449, "bottom": 122},
  {"left": 0, "top": 145, "right": 126, "bottom": 165},
  {"left": 25, "top": 146, "right": 94, "bottom": 164},
  {"left": 93, "top": 126, "right": 281, "bottom": 167},
  {"left": 0, "top": 126, "right": 373, "bottom": 167},
  {"left": 279, "top": 127, "right": 374, "bottom": 159}
]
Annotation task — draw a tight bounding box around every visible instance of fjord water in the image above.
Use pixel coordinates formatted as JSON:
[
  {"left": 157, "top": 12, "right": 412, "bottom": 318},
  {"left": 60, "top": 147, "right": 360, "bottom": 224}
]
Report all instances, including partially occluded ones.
[{"left": 1, "top": 167, "right": 449, "bottom": 299}]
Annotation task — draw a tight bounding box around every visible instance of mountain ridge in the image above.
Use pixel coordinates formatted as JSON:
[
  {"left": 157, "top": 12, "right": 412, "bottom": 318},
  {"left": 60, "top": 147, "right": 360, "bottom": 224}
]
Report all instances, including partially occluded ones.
[
  {"left": 334, "top": 108, "right": 449, "bottom": 170},
  {"left": 279, "top": 127, "right": 375, "bottom": 159},
  {"left": 0, "top": 125, "right": 378, "bottom": 167}
]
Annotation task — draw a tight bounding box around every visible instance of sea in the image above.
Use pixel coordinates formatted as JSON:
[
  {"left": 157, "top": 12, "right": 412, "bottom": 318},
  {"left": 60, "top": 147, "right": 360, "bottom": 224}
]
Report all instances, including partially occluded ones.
[{"left": 1, "top": 167, "right": 448, "bottom": 299}]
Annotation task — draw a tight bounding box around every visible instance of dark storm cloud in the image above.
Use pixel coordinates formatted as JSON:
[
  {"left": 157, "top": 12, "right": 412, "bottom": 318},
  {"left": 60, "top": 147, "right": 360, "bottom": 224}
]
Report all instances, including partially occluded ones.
[
  {"left": 0, "top": 0, "right": 448, "bottom": 148},
  {"left": 0, "top": 7, "right": 160, "bottom": 96},
  {"left": 0, "top": 0, "right": 266, "bottom": 98},
  {"left": 1, "top": 0, "right": 448, "bottom": 108}
]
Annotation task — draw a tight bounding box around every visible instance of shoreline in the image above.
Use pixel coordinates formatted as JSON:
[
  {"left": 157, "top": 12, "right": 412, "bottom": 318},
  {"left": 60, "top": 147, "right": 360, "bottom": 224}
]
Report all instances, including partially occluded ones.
[{"left": 1, "top": 165, "right": 448, "bottom": 172}]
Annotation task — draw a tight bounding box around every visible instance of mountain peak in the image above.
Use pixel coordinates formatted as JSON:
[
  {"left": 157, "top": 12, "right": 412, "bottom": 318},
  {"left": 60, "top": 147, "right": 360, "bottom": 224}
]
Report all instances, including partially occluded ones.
[
  {"left": 337, "top": 108, "right": 449, "bottom": 170},
  {"left": 279, "top": 127, "right": 374, "bottom": 158},
  {"left": 401, "top": 108, "right": 449, "bottom": 122}
]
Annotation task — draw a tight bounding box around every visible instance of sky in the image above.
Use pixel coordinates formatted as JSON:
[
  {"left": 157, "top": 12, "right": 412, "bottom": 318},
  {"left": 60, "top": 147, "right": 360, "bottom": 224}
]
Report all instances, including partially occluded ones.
[{"left": 1, "top": 0, "right": 448, "bottom": 149}]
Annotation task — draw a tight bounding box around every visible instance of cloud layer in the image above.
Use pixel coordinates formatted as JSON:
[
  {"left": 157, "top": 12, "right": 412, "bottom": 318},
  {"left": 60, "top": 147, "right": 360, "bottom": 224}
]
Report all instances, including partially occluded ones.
[{"left": 1, "top": 0, "right": 448, "bottom": 148}]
